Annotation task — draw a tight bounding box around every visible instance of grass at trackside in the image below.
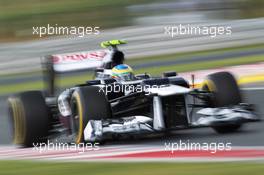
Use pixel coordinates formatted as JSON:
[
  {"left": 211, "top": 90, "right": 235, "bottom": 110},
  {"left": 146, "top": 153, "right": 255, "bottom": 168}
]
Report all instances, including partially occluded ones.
[
  {"left": 0, "top": 81, "right": 44, "bottom": 95},
  {"left": 0, "top": 0, "right": 160, "bottom": 41},
  {"left": 126, "top": 43, "right": 264, "bottom": 65},
  {"left": 0, "top": 74, "right": 94, "bottom": 95},
  {"left": 139, "top": 54, "right": 264, "bottom": 75},
  {"left": 0, "top": 71, "right": 42, "bottom": 80},
  {"left": 0, "top": 161, "right": 263, "bottom": 175}
]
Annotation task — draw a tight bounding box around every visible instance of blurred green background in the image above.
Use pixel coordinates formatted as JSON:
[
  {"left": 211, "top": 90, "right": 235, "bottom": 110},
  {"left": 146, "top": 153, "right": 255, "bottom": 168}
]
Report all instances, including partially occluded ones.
[
  {"left": 0, "top": 0, "right": 264, "bottom": 41},
  {"left": 0, "top": 0, "right": 157, "bottom": 41}
]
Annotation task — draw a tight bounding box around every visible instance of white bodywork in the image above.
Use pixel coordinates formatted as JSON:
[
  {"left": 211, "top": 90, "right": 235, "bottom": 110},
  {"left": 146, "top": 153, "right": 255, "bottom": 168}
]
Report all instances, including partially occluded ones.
[
  {"left": 146, "top": 84, "right": 191, "bottom": 96},
  {"left": 83, "top": 105, "right": 258, "bottom": 142},
  {"left": 84, "top": 116, "right": 153, "bottom": 142},
  {"left": 195, "top": 107, "right": 259, "bottom": 126}
]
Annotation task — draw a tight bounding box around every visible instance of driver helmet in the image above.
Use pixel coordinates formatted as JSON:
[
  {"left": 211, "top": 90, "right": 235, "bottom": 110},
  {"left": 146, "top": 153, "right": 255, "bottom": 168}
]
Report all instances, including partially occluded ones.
[{"left": 111, "top": 64, "right": 135, "bottom": 81}]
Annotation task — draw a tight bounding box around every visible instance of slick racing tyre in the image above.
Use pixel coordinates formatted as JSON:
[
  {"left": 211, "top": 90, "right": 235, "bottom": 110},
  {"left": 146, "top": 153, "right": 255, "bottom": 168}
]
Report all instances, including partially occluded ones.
[
  {"left": 71, "top": 86, "right": 112, "bottom": 144},
  {"left": 8, "top": 91, "right": 50, "bottom": 147},
  {"left": 202, "top": 72, "right": 241, "bottom": 107},
  {"left": 202, "top": 72, "right": 242, "bottom": 133}
]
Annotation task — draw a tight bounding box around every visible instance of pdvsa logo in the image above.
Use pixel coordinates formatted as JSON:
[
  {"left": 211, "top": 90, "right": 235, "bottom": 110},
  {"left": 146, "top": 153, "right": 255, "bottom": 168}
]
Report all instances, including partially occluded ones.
[{"left": 52, "top": 51, "right": 107, "bottom": 64}]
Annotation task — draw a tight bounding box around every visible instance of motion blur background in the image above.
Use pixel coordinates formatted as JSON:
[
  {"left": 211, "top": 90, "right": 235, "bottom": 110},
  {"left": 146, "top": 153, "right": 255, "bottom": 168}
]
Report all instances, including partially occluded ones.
[
  {"left": 0, "top": 1, "right": 264, "bottom": 174},
  {"left": 0, "top": 0, "right": 264, "bottom": 41},
  {"left": 0, "top": 0, "right": 263, "bottom": 75}
]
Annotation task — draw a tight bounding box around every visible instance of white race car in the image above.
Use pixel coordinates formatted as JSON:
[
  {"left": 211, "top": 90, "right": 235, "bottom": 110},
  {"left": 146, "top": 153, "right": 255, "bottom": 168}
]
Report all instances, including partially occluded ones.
[{"left": 8, "top": 40, "right": 259, "bottom": 147}]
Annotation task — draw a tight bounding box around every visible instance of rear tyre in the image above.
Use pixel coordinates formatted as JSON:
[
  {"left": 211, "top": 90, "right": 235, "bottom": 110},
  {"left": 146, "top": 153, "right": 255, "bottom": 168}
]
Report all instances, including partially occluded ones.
[
  {"left": 71, "top": 86, "right": 112, "bottom": 144},
  {"left": 8, "top": 91, "right": 50, "bottom": 147},
  {"left": 202, "top": 72, "right": 242, "bottom": 133}
]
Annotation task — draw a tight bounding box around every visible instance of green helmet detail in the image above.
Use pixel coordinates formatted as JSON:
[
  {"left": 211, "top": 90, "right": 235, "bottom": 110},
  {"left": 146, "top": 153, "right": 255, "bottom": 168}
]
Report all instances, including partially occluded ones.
[{"left": 100, "top": 40, "right": 127, "bottom": 48}]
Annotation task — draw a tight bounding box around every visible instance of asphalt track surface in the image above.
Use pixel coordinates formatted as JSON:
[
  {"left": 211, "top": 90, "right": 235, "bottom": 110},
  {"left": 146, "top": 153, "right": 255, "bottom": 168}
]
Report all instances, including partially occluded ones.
[
  {"left": 0, "top": 47, "right": 264, "bottom": 85},
  {"left": 0, "top": 83, "right": 263, "bottom": 147}
]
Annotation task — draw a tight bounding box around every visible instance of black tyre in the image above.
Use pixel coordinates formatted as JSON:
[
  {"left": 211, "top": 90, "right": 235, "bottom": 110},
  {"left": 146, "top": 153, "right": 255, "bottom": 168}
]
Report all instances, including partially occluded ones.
[
  {"left": 202, "top": 72, "right": 241, "bottom": 107},
  {"left": 8, "top": 91, "right": 50, "bottom": 147},
  {"left": 202, "top": 72, "right": 242, "bottom": 133},
  {"left": 71, "top": 86, "right": 112, "bottom": 144},
  {"left": 212, "top": 124, "right": 241, "bottom": 134}
]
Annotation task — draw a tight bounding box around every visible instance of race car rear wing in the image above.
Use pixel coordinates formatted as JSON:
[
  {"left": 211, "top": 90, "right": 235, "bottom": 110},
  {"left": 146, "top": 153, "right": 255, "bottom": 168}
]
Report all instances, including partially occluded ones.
[
  {"left": 42, "top": 49, "right": 112, "bottom": 96},
  {"left": 42, "top": 40, "right": 126, "bottom": 96}
]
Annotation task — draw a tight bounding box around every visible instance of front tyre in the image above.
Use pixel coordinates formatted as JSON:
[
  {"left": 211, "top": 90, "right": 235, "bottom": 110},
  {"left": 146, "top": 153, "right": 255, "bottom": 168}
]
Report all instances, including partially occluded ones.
[
  {"left": 71, "top": 86, "right": 112, "bottom": 144},
  {"left": 202, "top": 72, "right": 242, "bottom": 133}
]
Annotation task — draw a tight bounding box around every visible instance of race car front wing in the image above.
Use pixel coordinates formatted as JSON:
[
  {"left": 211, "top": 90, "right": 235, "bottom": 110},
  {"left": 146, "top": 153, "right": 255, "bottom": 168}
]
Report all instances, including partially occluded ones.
[{"left": 84, "top": 103, "right": 259, "bottom": 142}]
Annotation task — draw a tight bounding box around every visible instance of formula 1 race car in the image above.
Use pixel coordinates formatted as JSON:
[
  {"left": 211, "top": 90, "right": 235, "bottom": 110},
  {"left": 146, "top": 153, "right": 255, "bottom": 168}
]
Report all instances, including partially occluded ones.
[{"left": 8, "top": 40, "right": 259, "bottom": 147}]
